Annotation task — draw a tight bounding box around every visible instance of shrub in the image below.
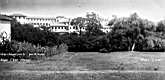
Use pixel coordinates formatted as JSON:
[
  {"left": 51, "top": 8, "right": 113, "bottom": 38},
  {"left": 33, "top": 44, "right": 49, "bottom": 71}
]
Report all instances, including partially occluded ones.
[
  {"left": 99, "top": 48, "right": 108, "bottom": 53},
  {"left": 57, "top": 43, "right": 68, "bottom": 54},
  {"left": 45, "top": 44, "right": 68, "bottom": 57},
  {"left": 0, "top": 40, "right": 68, "bottom": 60},
  {"left": 142, "top": 36, "right": 165, "bottom": 51},
  {"left": 44, "top": 46, "right": 57, "bottom": 57}
]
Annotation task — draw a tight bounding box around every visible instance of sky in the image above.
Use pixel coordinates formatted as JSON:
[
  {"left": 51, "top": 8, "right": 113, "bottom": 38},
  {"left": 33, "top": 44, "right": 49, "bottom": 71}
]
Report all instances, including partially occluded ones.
[{"left": 1, "top": 0, "right": 165, "bottom": 22}]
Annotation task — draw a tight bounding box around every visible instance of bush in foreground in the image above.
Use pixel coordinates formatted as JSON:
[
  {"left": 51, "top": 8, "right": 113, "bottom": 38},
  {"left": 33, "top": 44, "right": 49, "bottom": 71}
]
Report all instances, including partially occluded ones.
[{"left": 0, "top": 40, "right": 68, "bottom": 60}]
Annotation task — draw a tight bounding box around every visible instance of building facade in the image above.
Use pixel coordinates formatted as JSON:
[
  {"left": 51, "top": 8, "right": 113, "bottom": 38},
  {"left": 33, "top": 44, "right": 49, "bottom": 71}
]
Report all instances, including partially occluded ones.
[
  {"left": 0, "top": 15, "right": 12, "bottom": 42},
  {"left": 10, "top": 13, "right": 112, "bottom": 33},
  {"left": 10, "top": 14, "right": 74, "bottom": 33}
]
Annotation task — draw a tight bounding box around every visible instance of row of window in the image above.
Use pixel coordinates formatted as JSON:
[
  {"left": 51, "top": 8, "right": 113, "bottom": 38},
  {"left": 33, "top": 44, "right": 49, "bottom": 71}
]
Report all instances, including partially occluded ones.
[
  {"left": 27, "top": 18, "right": 57, "bottom": 22},
  {"left": 52, "top": 26, "right": 67, "bottom": 29},
  {"left": 52, "top": 26, "right": 85, "bottom": 29},
  {"left": 71, "top": 27, "right": 86, "bottom": 29},
  {"left": 31, "top": 23, "right": 50, "bottom": 26},
  {"left": 51, "top": 27, "right": 86, "bottom": 30},
  {"left": 15, "top": 16, "right": 26, "bottom": 19}
]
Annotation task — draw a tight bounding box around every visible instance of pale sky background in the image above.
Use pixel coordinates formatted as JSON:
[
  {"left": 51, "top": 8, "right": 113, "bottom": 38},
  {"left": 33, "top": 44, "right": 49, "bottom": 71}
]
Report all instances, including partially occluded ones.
[{"left": 1, "top": 0, "right": 165, "bottom": 22}]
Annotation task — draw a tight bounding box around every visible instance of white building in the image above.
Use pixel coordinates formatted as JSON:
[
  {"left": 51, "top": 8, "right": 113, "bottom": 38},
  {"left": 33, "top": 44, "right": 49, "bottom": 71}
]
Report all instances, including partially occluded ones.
[
  {"left": 27, "top": 17, "right": 56, "bottom": 27},
  {"left": 0, "top": 15, "right": 12, "bottom": 42},
  {"left": 10, "top": 13, "right": 112, "bottom": 33},
  {"left": 10, "top": 14, "right": 73, "bottom": 33},
  {"left": 10, "top": 14, "right": 58, "bottom": 27},
  {"left": 50, "top": 24, "right": 69, "bottom": 33},
  {"left": 10, "top": 14, "right": 27, "bottom": 24}
]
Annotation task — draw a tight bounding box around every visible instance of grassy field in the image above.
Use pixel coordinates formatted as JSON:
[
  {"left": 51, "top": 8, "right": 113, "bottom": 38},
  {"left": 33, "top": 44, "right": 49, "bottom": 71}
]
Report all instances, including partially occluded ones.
[
  {"left": 1, "top": 71, "right": 165, "bottom": 80},
  {"left": 1, "top": 51, "right": 165, "bottom": 80}
]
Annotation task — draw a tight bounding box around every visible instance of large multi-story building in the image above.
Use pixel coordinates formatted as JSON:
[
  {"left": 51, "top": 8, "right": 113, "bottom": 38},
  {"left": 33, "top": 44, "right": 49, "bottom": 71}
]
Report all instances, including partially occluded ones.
[
  {"left": 10, "top": 13, "right": 112, "bottom": 33},
  {"left": 10, "top": 14, "right": 74, "bottom": 33}
]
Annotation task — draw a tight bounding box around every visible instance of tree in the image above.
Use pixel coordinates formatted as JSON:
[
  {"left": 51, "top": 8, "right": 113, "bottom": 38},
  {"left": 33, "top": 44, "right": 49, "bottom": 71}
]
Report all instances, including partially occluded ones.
[
  {"left": 70, "top": 17, "right": 86, "bottom": 36},
  {"left": 70, "top": 12, "right": 105, "bottom": 36},
  {"left": 156, "top": 20, "right": 165, "bottom": 32},
  {"left": 11, "top": 21, "right": 61, "bottom": 47},
  {"left": 107, "top": 13, "right": 156, "bottom": 51},
  {"left": 85, "top": 18, "right": 104, "bottom": 37}
]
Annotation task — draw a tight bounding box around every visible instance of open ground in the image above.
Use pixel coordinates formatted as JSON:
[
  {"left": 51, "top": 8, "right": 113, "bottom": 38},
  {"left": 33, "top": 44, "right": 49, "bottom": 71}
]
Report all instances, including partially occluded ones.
[{"left": 1, "top": 52, "right": 165, "bottom": 80}]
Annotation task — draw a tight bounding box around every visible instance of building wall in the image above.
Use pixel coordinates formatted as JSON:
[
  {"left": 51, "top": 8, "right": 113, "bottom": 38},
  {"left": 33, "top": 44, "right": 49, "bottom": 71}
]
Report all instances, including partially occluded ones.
[
  {"left": 11, "top": 15, "right": 112, "bottom": 33},
  {"left": 13, "top": 16, "right": 27, "bottom": 24},
  {"left": 27, "top": 17, "right": 57, "bottom": 27},
  {"left": 50, "top": 26, "right": 69, "bottom": 33},
  {"left": 0, "top": 20, "right": 11, "bottom": 42}
]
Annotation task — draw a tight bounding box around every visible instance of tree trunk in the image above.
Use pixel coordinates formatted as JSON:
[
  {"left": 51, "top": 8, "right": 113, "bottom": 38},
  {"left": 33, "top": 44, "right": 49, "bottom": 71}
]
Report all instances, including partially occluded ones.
[
  {"left": 79, "top": 27, "right": 82, "bottom": 36},
  {"left": 131, "top": 42, "right": 135, "bottom": 52}
]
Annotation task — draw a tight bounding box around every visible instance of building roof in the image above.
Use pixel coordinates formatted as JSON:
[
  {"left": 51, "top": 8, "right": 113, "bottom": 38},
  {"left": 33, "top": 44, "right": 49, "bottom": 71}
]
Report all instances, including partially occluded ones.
[
  {"left": 0, "top": 15, "right": 12, "bottom": 21},
  {"left": 10, "top": 13, "right": 26, "bottom": 17},
  {"left": 27, "top": 17, "right": 56, "bottom": 19}
]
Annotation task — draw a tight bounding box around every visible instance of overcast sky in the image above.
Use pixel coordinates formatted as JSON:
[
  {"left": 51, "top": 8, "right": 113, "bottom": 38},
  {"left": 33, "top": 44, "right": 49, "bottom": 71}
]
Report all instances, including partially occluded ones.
[{"left": 1, "top": 0, "right": 165, "bottom": 22}]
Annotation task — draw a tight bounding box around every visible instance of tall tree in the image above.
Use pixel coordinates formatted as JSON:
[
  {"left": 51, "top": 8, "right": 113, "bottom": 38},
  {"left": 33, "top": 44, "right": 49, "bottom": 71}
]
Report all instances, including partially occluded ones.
[
  {"left": 156, "top": 20, "right": 165, "bottom": 33},
  {"left": 70, "top": 17, "right": 86, "bottom": 36},
  {"left": 108, "top": 13, "right": 156, "bottom": 51},
  {"left": 85, "top": 18, "right": 104, "bottom": 36}
]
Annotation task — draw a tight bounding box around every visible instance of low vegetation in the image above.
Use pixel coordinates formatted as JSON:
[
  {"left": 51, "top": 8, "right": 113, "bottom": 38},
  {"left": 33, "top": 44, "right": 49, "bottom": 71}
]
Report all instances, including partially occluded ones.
[{"left": 0, "top": 40, "right": 68, "bottom": 60}]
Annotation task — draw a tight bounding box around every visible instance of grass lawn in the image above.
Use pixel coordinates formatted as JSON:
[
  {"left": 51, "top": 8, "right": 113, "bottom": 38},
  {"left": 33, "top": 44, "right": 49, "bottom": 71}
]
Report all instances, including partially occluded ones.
[
  {"left": 1, "top": 71, "right": 165, "bottom": 80},
  {"left": 1, "top": 51, "right": 165, "bottom": 80}
]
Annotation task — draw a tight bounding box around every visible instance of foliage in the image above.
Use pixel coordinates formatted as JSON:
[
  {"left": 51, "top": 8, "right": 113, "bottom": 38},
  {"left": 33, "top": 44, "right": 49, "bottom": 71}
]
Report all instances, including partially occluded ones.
[
  {"left": 156, "top": 20, "right": 165, "bottom": 32},
  {"left": 70, "top": 17, "right": 86, "bottom": 35},
  {"left": 11, "top": 41, "right": 45, "bottom": 53},
  {"left": 85, "top": 18, "right": 105, "bottom": 36},
  {"left": 0, "top": 40, "right": 13, "bottom": 53},
  {"left": 10, "top": 12, "right": 165, "bottom": 52},
  {"left": 70, "top": 13, "right": 105, "bottom": 36},
  {"left": 0, "top": 40, "right": 68, "bottom": 60},
  {"left": 142, "top": 36, "right": 165, "bottom": 51},
  {"left": 106, "top": 13, "right": 157, "bottom": 51},
  {"left": 11, "top": 22, "right": 61, "bottom": 47}
]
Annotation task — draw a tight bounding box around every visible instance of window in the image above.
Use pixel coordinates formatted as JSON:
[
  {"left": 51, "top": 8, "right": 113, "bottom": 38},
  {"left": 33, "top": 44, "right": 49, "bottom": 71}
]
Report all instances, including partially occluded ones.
[{"left": 46, "top": 23, "right": 48, "bottom": 26}]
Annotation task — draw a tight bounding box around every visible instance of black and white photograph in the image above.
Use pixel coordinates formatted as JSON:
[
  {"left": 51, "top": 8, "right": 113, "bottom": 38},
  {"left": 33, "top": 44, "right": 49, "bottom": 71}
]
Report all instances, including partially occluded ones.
[{"left": 1, "top": 0, "right": 165, "bottom": 80}]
